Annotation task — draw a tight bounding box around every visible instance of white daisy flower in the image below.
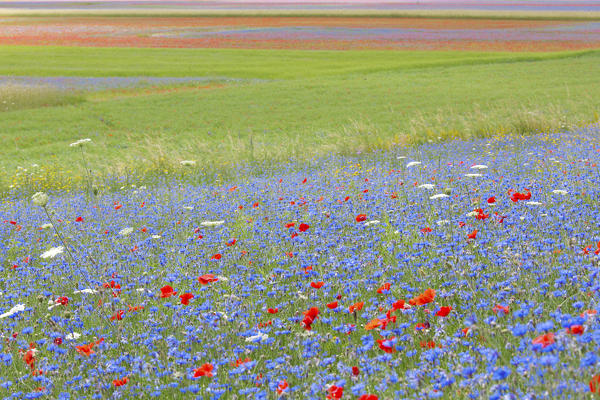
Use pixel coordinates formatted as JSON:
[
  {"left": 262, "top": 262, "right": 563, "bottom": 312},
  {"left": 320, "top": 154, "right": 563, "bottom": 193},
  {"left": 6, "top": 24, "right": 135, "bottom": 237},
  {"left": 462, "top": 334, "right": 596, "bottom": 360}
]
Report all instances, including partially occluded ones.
[
  {"left": 40, "top": 246, "right": 64, "bottom": 259},
  {"left": 470, "top": 165, "right": 488, "bottom": 169},
  {"left": 526, "top": 201, "right": 543, "bottom": 206},
  {"left": 464, "top": 173, "right": 483, "bottom": 177},
  {"left": 406, "top": 161, "right": 422, "bottom": 168},
  {"left": 40, "top": 223, "right": 53, "bottom": 229},
  {"left": 151, "top": 235, "right": 161, "bottom": 239}
]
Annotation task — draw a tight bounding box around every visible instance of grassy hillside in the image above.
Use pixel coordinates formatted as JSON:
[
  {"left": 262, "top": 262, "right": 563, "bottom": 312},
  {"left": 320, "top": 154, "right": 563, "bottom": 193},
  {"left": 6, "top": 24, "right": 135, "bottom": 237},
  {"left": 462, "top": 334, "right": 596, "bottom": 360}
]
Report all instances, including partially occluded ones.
[{"left": 1, "top": 47, "right": 599, "bottom": 193}]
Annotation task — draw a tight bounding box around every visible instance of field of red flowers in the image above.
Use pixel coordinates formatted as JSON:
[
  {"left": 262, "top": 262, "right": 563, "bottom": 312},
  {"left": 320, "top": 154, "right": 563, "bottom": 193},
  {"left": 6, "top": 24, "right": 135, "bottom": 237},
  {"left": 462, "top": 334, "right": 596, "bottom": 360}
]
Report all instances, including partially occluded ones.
[{"left": 1, "top": 16, "right": 599, "bottom": 51}]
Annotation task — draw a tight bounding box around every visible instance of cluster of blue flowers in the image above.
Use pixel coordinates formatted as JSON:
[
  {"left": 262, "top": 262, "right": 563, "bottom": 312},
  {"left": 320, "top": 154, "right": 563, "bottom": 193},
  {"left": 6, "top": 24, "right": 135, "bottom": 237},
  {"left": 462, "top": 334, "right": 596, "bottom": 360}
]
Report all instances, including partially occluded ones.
[{"left": 0, "top": 125, "right": 599, "bottom": 399}]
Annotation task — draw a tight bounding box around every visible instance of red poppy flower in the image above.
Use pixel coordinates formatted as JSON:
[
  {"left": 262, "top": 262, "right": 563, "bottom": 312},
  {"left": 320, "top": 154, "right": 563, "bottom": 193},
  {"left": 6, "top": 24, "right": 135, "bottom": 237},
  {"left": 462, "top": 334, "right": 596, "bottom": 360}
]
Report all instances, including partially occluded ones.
[
  {"left": 226, "top": 239, "right": 237, "bottom": 246},
  {"left": 493, "top": 304, "right": 510, "bottom": 315},
  {"left": 565, "top": 325, "right": 584, "bottom": 335},
  {"left": 267, "top": 308, "right": 279, "bottom": 314},
  {"left": 299, "top": 223, "right": 310, "bottom": 232},
  {"left": 344, "top": 196, "right": 350, "bottom": 202},
  {"left": 111, "top": 310, "right": 125, "bottom": 321},
  {"left": 376, "top": 337, "right": 396, "bottom": 353},
  {"left": 358, "top": 395, "right": 378, "bottom": 400},
  {"left": 193, "top": 363, "right": 213, "bottom": 378},
  {"left": 277, "top": 380, "right": 289, "bottom": 395},
  {"left": 327, "top": 385, "right": 344, "bottom": 399},
  {"left": 355, "top": 214, "right": 367, "bottom": 222},
  {"left": 409, "top": 288, "right": 435, "bottom": 306},
  {"left": 392, "top": 299, "right": 406, "bottom": 311},
  {"left": 285, "top": 222, "right": 295, "bottom": 228},
  {"left": 435, "top": 306, "right": 452, "bottom": 317},
  {"left": 54, "top": 337, "right": 62, "bottom": 346},
  {"left": 467, "top": 229, "right": 478, "bottom": 240},
  {"left": 421, "top": 227, "right": 432, "bottom": 233},
  {"left": 349, "top": 302, "right": 364, "bottom": 313},
  {"left": 75, "top": 217, "right": 83, "bottom": 222},
  {"left": 198, "top": 274, "right": 218, "bottom": 285},
  {"left": 113, "top": 376, "right": 129, "bottom": 387},
  {"left": 352, "top": 366, "right": 360, "bottom": 376},
  {"left": 160, "top": 285, "right": 177, "bottom": 298},
  {"left": 301, "top": 307, "right": 319, "bottom": 330},
  {"left": 180, "top": 293, "right": 194, "bottom": 305},
  {"left": 532, "top": 332, "right": 555, "bottom": 349},
  {"left": 377, "top": 282, "right": 391, "bottom": 294},
  {"left": 310, "top": 281, "right": 324, "bottom": 289},
  {"left": 211, "top": 253, "right": 222, "bottom": 260},
  {"left": 56, "top": 296, "right": 69, "bottom": 306},
  {"left": 326, "top": 302, "right": 338, "bottom": 309},
  {"left": 487, "top": 196, "right": 496, "bottom": 204},
  {"left": 365, "top": 319, "right": 383, "bottom": 330},
  {"left": 591, "top": 374, "right": 600, "bottom": 393}
]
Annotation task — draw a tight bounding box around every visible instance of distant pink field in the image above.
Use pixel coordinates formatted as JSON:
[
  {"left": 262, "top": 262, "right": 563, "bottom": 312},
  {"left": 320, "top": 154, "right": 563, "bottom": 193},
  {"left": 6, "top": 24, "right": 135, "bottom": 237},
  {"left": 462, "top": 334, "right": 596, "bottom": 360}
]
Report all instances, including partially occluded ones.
[
  {"left": 1, "top": 16, "right": 599, "bottom": 51},
  {"left": 1, "top": 1, "right": 600, "bottom": 12}
]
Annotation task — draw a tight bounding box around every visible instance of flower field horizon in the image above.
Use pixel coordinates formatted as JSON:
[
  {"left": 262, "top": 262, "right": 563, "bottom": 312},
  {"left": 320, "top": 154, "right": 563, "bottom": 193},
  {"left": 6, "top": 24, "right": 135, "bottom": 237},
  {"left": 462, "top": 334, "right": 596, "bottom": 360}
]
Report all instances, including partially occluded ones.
[{"left": 2, "top": 124, "right": 600, "bottom": 398}]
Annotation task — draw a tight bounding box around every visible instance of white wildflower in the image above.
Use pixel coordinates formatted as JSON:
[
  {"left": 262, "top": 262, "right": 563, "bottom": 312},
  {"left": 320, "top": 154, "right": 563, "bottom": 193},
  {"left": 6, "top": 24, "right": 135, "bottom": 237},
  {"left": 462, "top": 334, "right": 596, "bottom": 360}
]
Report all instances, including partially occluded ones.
[
  {"left": 396, "top": 156, "right": 406, "bottom": 160},
  {"left": 470, "top": 164, "right": 488, "bottom": 169},
  {"left": 418, "top": 184, "right": 435, "bottom": 190},
  {"left": 69, "top": 138, "right": 91, "bottom": 147},
  {"left": 466, "top": 211, "right": 479, "bottom": 217},
  {"left": 363, "top": 220, "right": 380, "bottom": 227},
  {"left": 200, "top": 220, "right": 225, "bottom": 227},
  {"left": 406, "top": 161, "right": 422, "bottom": 168},
  {"left": 245, "top": 332, "right": 269, "bottom": 343},
  {"left": 40, "top": 223, "right": 53, "bottom": 229},
  {"left": 40, "top": 246, "right": 64, "bottom": 259},
  {"left": 0, "top": 304, "right": 25, "bottom": 319},
  {"left": 430, "top": 194, "right": 449, "bottom": 200},
  {"left": 464, "top": 173, "right": 483, "bottom": 177},
  {"left": 526, "top": 201, "right": 543, "bottom": 206},
  {"left": 31, "top": 192, "right": 48, "bottom": 207},
  {"left": 297, "top": 292, "right": 308, "bottom": 300},
  {"left": 180, "top": 160, "right": 196, "bottom": 166},
  {"left": 65, "top": 332, "right": 81, "bottom": 340},
  {"left": 74, "top": 289, "right": 98, "bottom": 295},
  {"left": 118, "top": 227, "right": 134, "bottom": 236},
  {"left": 151, "top": 234, "right": 161, "bottom": 239},
  {"left": 183, "top": 206, "right": 194, "bottom": 210},
  {"left": 552, "top": 190, "right": 568, "bottom": 195},
  {"left": 436, "top": 220, "right": 450, "bottom": 226}
]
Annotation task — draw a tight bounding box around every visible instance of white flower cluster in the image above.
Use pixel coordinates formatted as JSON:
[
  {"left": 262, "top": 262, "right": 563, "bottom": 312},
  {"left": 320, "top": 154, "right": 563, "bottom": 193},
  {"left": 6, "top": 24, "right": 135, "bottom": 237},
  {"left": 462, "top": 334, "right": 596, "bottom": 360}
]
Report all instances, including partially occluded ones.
[{"left": 69, "top": 138, "right": 92, "bottom": 147}]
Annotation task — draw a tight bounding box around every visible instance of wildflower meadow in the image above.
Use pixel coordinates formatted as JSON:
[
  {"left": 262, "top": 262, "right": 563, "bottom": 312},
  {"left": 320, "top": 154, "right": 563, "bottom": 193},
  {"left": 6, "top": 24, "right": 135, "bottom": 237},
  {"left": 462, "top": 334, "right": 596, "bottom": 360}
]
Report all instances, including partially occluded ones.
[
  {"left": 1, "top": 2, "right": 600, "bottom": 399},
  {"left": 3, "top": 126, "right": 600, "bottom": 399}
]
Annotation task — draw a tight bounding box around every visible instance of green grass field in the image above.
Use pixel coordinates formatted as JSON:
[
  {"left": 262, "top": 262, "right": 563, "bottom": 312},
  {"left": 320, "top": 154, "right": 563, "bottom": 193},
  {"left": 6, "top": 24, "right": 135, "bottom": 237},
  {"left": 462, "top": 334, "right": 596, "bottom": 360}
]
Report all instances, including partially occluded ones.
[{"left": 1, "top": 46, "right": 599, "bottom": 194}]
